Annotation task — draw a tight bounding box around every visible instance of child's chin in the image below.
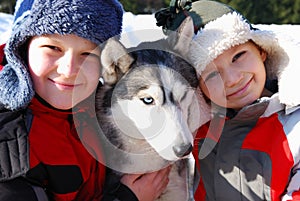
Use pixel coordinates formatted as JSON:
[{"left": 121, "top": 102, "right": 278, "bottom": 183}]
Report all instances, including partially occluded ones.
[{"left": 49, "top": 100, "right": 74, "bottom": 110}]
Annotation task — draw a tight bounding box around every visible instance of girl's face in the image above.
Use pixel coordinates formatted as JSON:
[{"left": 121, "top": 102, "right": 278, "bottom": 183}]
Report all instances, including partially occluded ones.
[
  {"left": 28, "top": 34, "right": 101, "bottom": 110},
  {"left": 199, "top": 41, "right": 267, "bottom": 110}
]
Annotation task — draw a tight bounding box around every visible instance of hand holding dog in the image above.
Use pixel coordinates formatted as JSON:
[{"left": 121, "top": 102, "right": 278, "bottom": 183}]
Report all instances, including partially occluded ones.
[{"left": 121, "top": 166, "right": 172, "bottom": 201}]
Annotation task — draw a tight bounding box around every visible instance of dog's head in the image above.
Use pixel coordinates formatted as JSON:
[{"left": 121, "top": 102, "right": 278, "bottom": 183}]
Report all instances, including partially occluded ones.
[{"left": 97, "top": 18, "right": 201, "bottom": 164}]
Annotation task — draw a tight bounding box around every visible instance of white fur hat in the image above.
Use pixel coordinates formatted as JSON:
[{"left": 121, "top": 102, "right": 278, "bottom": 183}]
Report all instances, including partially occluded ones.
[
  {"left": 189, "top": 10, "right": 286, "bottom": 80},
  {"left": 156, "top": 0, "right": 300, "bottom": 124},
  {"left": 188, "top": 1, "right": 300, "bottom": 110}
]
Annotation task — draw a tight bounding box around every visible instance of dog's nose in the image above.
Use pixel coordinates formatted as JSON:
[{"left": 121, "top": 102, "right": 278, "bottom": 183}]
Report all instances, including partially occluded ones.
[{"left": 173, "top": 143, "right": 193, "bottom": 158}]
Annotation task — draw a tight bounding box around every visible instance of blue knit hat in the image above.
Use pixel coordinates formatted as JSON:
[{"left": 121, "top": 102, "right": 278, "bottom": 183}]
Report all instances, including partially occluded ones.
[{"left": 0, "top": 0, "right": 123, "bottom": 110}]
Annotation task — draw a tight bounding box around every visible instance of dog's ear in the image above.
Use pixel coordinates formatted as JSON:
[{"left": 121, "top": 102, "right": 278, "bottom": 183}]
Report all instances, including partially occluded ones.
[
  {"left": 101, "top": 38, "right": 134, "bottom": 85},
  {"left": 167, "top": 16, "right": 194, "bottom": 56}
]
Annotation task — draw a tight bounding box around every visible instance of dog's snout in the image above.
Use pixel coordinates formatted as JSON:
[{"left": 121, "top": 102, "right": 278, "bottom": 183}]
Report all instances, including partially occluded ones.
[{"left": 172, "top": 143, "right": 193, "bottom": 158}]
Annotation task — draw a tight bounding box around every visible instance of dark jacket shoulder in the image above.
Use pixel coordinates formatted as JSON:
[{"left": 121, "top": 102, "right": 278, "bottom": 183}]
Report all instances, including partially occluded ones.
[{"left": 0, "top": 108, "right": 30, "bottom": 181}]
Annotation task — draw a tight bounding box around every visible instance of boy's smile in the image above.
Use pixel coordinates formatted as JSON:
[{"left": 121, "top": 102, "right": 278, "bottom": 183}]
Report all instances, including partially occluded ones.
[
  {"left": 226, "top": 77, "right": 252, "bottom": 98},
  {"left": 49, "top": 78, "right": 82, "bottom": 90},
  {"left": 28, "top": 34, "right": 101, "bottom": 110}
]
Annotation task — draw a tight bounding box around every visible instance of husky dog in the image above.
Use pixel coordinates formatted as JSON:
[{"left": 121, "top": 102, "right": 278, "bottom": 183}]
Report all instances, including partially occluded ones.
[{"left": 95, "top": 18, "right": 200, "bottom": 201}]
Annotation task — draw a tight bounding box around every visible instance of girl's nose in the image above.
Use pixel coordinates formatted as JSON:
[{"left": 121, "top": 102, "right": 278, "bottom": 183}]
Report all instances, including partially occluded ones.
[{"left": 57, "top": 52, "right": 79, "bottom": 78}]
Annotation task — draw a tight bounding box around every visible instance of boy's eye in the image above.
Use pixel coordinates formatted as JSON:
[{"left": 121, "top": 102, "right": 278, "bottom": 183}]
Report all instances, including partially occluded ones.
[
  {"left": 82, "top": 52, "right": 100, "bottom": 59},
  {"left": 232, "top": 51, "right": 246, "bottom": 62},
  {"left": 204, "top": 71, "right": 219, "bottom": 82},
  {"left": 43, "top": 45, "right": 61, "bottom": 51}
]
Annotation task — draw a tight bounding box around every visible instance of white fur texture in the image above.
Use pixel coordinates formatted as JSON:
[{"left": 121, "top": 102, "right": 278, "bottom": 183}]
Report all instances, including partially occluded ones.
[{"left": 189, "top": 12, "right": 300, "bottom": 127}]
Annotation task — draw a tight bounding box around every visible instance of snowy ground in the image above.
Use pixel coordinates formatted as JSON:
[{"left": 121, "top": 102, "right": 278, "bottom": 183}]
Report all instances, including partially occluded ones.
[
  {"left": 0, "top": 12, "right": 13, "bottom": 44},
  {"left": 1, "top": 12, "right": 300, "bottom": 46}
]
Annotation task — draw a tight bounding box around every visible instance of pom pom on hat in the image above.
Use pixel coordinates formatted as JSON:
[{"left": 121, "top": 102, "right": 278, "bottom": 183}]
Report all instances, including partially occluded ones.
[{"left": 155, "top": 0, "right": 235, "bottom": 34}]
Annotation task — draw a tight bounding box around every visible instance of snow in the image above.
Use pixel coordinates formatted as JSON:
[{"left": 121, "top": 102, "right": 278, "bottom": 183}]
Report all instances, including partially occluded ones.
[
  {"left": 1, "top": 11, "right": 299, "bottom": 46},
  {"left": 0, "top": 12, "right": 13, "bottom": 44},
  {"left": 120, "top": 12, "right": 166, "bottom": 47}
]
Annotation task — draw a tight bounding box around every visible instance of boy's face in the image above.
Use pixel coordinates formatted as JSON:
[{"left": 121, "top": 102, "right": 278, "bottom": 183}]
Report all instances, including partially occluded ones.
[
  {"left": 28, "top": 34, "right": 101, "bottom": 110},
  {"left": 199, "top": 41, "right": 267, "bottom": 110}
]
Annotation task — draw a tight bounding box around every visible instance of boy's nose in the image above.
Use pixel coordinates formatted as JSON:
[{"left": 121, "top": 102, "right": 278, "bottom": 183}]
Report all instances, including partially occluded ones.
[
  {"left": 223, "top": 67, "right": 243, "bottom": 88},
  {"left": 57, "top": 53, "right": 79, "bottom": 77}
]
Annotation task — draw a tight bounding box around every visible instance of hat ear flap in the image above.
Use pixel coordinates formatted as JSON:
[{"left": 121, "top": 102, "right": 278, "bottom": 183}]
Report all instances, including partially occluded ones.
[
  {"left": 100, "top": 38, "right": 134, "bottom": 85},
  {"left": 167, "top": 16, "right": 195, "bottom": 56}
]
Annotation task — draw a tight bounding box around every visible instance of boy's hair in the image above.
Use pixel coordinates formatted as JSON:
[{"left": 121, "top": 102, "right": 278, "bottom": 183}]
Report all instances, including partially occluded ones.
[{"left": 0, "top": 0, "right": 124, "bottom": 110}]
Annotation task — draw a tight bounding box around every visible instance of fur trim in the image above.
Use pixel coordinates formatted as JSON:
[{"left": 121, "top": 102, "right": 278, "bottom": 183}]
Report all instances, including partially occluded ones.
[{"left": 190, "top": 12, "right": 254, "bottom": 74}]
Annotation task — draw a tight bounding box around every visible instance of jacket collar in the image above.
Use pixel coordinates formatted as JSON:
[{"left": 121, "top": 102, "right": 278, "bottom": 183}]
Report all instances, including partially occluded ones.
[{"left": 28, "top": 94, "right": 96, "bottom": 120}]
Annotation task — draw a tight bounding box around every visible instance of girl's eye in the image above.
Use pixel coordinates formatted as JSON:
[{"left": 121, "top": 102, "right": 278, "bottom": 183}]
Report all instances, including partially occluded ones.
[
  {"left": 232, "top": 51, "right": 246, "bottom": 62},
  {"left": 141, "top": 97, "right": 154, "bottom": 105}
]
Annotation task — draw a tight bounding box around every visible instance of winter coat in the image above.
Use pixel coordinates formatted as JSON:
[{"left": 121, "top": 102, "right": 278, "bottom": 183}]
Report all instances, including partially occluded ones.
[
  {"left": 193, "top": 94, "right": 300, "bottom": 201},
  {"left": 0, "top": 45, "right": 138, "bottom": 201},
  {"left": 192, "top": 27, "right": 300, "bottom": 201},
  {"left": 0, "top": 95, "right": 106, "bottom": 200}
]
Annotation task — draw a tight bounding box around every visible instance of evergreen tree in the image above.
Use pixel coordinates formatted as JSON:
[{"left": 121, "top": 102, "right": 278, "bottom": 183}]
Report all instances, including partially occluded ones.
[
  {"left": 216, "top": 0, "right": 300, "bottom": 24},
  {"left": 0, "top": 0, "right": 299, "bottom": 24},
  {"left": 0, "top": 0, "right": 15, "bottom": 14}
]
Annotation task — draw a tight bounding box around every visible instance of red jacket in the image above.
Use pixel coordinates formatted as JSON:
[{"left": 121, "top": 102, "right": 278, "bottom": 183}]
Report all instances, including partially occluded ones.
[
  {"left": 193, "top": 99, "right": 300, "bottom": 201},
  {"left": 0, "top": 93, "right": 107, "bottom": 200},
  {"left": 27, "top": 96, "right": 106, "bottom": 200},
  {"left": 0, "top": 43, "right": 138, "bottom": 201},
  {"left": 0, "top": 42, "right": 107, "bottom": 200}
]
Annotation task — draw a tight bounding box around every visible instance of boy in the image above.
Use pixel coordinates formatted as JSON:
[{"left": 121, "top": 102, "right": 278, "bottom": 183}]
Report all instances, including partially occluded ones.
[
  {"left": 0, "top": 0, "right": 170, "bottom": 200},
  {"left": 156, "top": 0, "right": 300, "bottom": 200}
]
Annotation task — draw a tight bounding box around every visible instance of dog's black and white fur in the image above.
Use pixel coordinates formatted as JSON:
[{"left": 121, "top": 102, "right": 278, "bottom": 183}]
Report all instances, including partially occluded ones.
[{"left": 95, "top": 18, "right": 199, "bottom": 201}]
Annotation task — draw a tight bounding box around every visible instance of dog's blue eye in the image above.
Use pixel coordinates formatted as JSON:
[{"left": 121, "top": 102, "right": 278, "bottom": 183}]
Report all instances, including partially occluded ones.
[{"left": 141, "top": 97, "right": 154, "bottom": 105}]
